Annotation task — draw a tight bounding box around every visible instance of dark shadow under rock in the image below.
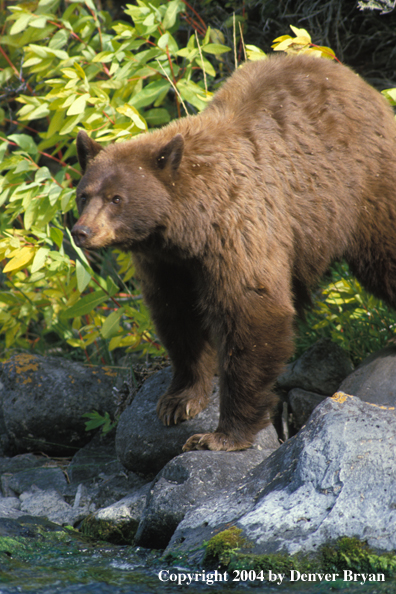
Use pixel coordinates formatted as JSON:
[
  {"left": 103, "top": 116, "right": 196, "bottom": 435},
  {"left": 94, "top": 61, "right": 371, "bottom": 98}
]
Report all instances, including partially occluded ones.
[
  {"left": 277, "top": 339, "right": 353, "bottom": 396},
  {"left": 68, "top": 429, "right": 123, "bottom": 484},
  {"left": 67, "top": 429, "right": 147, "bottom": 510},
  {"left": 288, "top": 388, "right": 327, "bottom": 429}
]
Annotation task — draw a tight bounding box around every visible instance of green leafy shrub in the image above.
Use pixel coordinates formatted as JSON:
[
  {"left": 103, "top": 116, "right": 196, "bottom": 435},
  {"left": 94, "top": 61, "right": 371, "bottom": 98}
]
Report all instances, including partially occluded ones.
[
  {"left": 296, "top": 262, "right": 396, "bottom": 365},
  {"left": 0, "top": 0, "right": 236, "bottom": 363}
]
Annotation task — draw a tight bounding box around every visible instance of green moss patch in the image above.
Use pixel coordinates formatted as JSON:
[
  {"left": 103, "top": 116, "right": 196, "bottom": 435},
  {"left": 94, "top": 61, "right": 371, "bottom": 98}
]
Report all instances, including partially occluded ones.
[{"left": 203, "top": 532, "right": 396, "bottom": 580}]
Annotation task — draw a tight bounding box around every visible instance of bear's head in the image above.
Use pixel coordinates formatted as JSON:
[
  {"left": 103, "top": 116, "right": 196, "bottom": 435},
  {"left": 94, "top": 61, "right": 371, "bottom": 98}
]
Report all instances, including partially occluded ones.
[{"left": 71, "top": 130, "right": 184, "bottom": 251}]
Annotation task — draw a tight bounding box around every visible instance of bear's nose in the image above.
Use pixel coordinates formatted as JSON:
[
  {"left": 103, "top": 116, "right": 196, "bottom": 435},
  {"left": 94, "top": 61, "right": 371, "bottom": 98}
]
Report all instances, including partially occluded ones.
[{"left": 71, "top": 224, "right": 92, "bottom": 247}]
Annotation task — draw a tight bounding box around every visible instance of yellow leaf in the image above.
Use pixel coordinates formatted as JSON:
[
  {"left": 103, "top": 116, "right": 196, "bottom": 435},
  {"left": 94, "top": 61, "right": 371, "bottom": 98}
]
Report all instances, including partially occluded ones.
[
  {"left": 317, "top": 46, "right": 336, "bottom": 60},
  {"left": 303, "top": 48, "right": 323, "bottom": 59},
  {"left": 272, "top": 38, "right": 294, "bottom": 52},
  {"left": 290, "top": 25, "right": 311, "bottom": 42},
  {"left": 3, "top": 246, "right": 35, "bottom": 273},
  {"left": 272, "top": 35, "right": 292, "bottom": 44},
  {"left": 292, "top": 35, "right": 312, "bottom": 46}
]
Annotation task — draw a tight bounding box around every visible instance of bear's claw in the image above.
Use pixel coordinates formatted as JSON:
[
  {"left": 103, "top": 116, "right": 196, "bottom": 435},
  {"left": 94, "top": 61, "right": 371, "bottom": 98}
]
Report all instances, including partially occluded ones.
[
  {"left": 182, "top": 432, "right": 252, "bottom": 452},
  {"left": 156, "top": 389, "right": 208, "bottom": 426}
]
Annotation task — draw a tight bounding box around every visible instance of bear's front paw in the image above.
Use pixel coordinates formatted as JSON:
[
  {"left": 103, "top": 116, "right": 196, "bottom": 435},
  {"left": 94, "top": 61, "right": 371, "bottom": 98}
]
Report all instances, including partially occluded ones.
[
  {"left": 182, "top": 432, "right": 252, "bottom": 452},
  {"left": 157, "top": 389, "right": 208, "bottom": 426}
]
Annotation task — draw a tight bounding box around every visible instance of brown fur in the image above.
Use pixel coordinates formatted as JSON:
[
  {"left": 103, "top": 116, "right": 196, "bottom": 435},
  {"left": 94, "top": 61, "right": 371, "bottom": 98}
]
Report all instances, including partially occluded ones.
[{"left": 72, "top": 54, "right": 396, "bottom": 451}]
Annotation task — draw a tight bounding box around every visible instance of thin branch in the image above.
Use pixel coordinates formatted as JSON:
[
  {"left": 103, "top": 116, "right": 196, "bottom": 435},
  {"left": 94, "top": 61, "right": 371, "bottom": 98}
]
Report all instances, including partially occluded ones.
[
  {"left": 195, "top": 31, "right": 207, "bottom": 95},
  {"left": 180, "top": 0, "right": 207, "bottom": 32},
  {"left": 156, "top": 60, "right": 189, "bottom": 117},
  {"left": 233, "top": 13, "right": 237, "bottom": 69},
  {"left": 239, "top": 22, "right": 247, "bottom": 62}
]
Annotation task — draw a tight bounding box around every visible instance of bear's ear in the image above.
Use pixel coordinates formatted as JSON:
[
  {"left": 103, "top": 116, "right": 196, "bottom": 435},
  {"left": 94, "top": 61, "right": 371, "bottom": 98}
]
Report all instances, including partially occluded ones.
[
  {"left": 76, "top": 130, "right": 103, "bottom": 173},
  {"left": 156, "top": 133, "right": 184, "bottom": 173}
]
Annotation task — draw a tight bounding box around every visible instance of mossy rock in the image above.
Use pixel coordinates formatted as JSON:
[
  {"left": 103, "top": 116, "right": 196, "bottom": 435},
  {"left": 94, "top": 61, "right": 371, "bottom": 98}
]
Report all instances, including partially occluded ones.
[
  {"left": 203, "top": 532, "right": 396, "bottom": 579},
  {"left": 81, "top": 514, "right": 139, "bottom": 545}
]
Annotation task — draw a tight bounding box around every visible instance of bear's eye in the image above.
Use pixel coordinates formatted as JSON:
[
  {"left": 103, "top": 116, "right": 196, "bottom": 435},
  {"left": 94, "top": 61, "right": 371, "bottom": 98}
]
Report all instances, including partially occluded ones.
[
  {"left": 112, "top": 195, "right": 121, "bottom": 205},
  {"left": 80, "top": 194, "right": 87, "bottom": 204}
]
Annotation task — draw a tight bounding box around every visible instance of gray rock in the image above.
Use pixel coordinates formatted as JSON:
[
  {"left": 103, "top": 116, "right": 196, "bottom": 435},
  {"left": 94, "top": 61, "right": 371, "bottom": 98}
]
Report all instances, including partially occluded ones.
[
  {"left": 0, "top": 353, "right": 118, "bottom": 456},
  {"left": 277, "top": 339, "right": 353, "bottom": 395},
  {"left": 1, "top": 466, "right": 67, "bottom": 497},
  {"left": 0, "top": 394, "right": 9, "bottom": 456},
  {"left": 116, "top": 367, "right": 280, "bottom": 476},
  {"left": 288, "top": 388, "right": 327, "bottom": 428},
  {"left": 0, "top": 454, "right": 57, "bottom": 497},
  {"left": 166, "top": 393, "right": 396, "bottom": 561},
  {"left": 0, "top": 496, "right": 22, "bottom": 519},
  {"left": 0, "top": 515, "right": 69, "bottom": 538},
  {"left": 19, "top": 487, "right": 86, "bottom": 526},
  {"left": 67, "top": 429, "right": 147, "bottom": 510},
  {"left": 81, "top": 482, "right": 151, "bottom": 544},
  {"left": 338, "top": 345, "right": 396, "bottom": 406},
  {"left": 93, "top": 472, "right": 147, "bottom": 510},
  {"left": 68, "top": 429, "right": 124, "bottom": 484},
  {"left": 135, "top": 447, "right": 277, "bottom": 549},
  {"left": 0, "top": 454, "right": 48, "bottom": 475}
]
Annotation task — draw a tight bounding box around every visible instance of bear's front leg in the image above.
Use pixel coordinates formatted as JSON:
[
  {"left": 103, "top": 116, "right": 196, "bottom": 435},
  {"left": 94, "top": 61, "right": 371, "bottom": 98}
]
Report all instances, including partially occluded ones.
[
  {"left": 157, "top": 340, "right": 216, "bottom": 425},
  {"left": 134, "top": 256, "right": 217, "bottom": 426},
  {"left": 183, "top": 292, "right": 295, "bottom": 451}
]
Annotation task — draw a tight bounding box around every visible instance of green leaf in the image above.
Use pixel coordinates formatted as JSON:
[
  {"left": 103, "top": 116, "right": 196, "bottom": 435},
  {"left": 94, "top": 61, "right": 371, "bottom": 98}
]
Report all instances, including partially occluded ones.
[
  {"left": 29, "top": 16, "right": 48, "bottom": 29},
  {"left": 116, "top": 104, "right": 146, "bottom": 129},
  {"left": 59, "top": 114, "right": 83, "bottom": 135},
  {"left": 194, "top": 56, "right": 216, "bottom": 77},
  {"left": 245, "top": 44, "right": 267, "bottom": 62},
  {"left": 19, "top": 103, "right": 50, "bottom": 121},
  {"left": 61, "top": 290, "right": 109, "bottom": 319},
  {"left": 76, "top": 258, "right": 92, "bottom": 293},
  {"left": 144, "top": 108, "right": 170, "bottom": 126},
  {"left": 101, "top": 308, "right": 124, "bottom": 339},
  {"left": 106, "top": 275, "right": 119, "bottom": 297},
  {"left": 177, "top": 79, "right": 212, "bottom": 111},
  {"left": 66, "top": 228, "right": 90, "bottom": 266},
  {"left": 10, "top": 13, "right": 33, "bottom": 36},
  {"left": 82, "top": 410, "right": 111, "bottom": 431},
  {"left": 50, "top": 227, "right": 63, "bottom": 248},
  {"left": 31, "top": 247, "right": 50, "bottom": 273},
  {"left": 162, "top": 0, "right": 183, "bottom": 30},
  {"left": 8, "top": 134, "right": 38, "bottom": 155},
  {"left": 202, "top": 43, "right": 231, "bottom": 55},
  {"left": 35, "top": 167, "right": 52, "bottom": 183},
  {"left": 129, "top": 79, "right": 170, "bottom": 110},
  {"left": 67, "top": 94, "right": 89, "bottom": 116}
]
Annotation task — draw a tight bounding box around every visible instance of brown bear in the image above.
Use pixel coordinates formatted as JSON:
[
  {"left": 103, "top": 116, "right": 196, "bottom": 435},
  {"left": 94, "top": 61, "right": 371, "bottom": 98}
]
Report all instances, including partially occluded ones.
[{"left": 72, "top": 54, "right": 396, "bottom": 452}]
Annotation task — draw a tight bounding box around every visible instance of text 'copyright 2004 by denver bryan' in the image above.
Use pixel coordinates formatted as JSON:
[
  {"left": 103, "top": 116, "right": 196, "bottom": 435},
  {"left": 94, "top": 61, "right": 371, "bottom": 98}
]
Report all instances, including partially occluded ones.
[{"left": 158, "top": 569, "right": 386, "bottom": 586}]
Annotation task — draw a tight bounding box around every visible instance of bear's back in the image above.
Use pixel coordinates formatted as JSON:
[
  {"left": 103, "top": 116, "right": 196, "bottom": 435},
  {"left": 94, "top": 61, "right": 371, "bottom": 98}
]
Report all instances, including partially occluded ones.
[{"left": 207, "top": 54, "right": 396, "bottom": 149}]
